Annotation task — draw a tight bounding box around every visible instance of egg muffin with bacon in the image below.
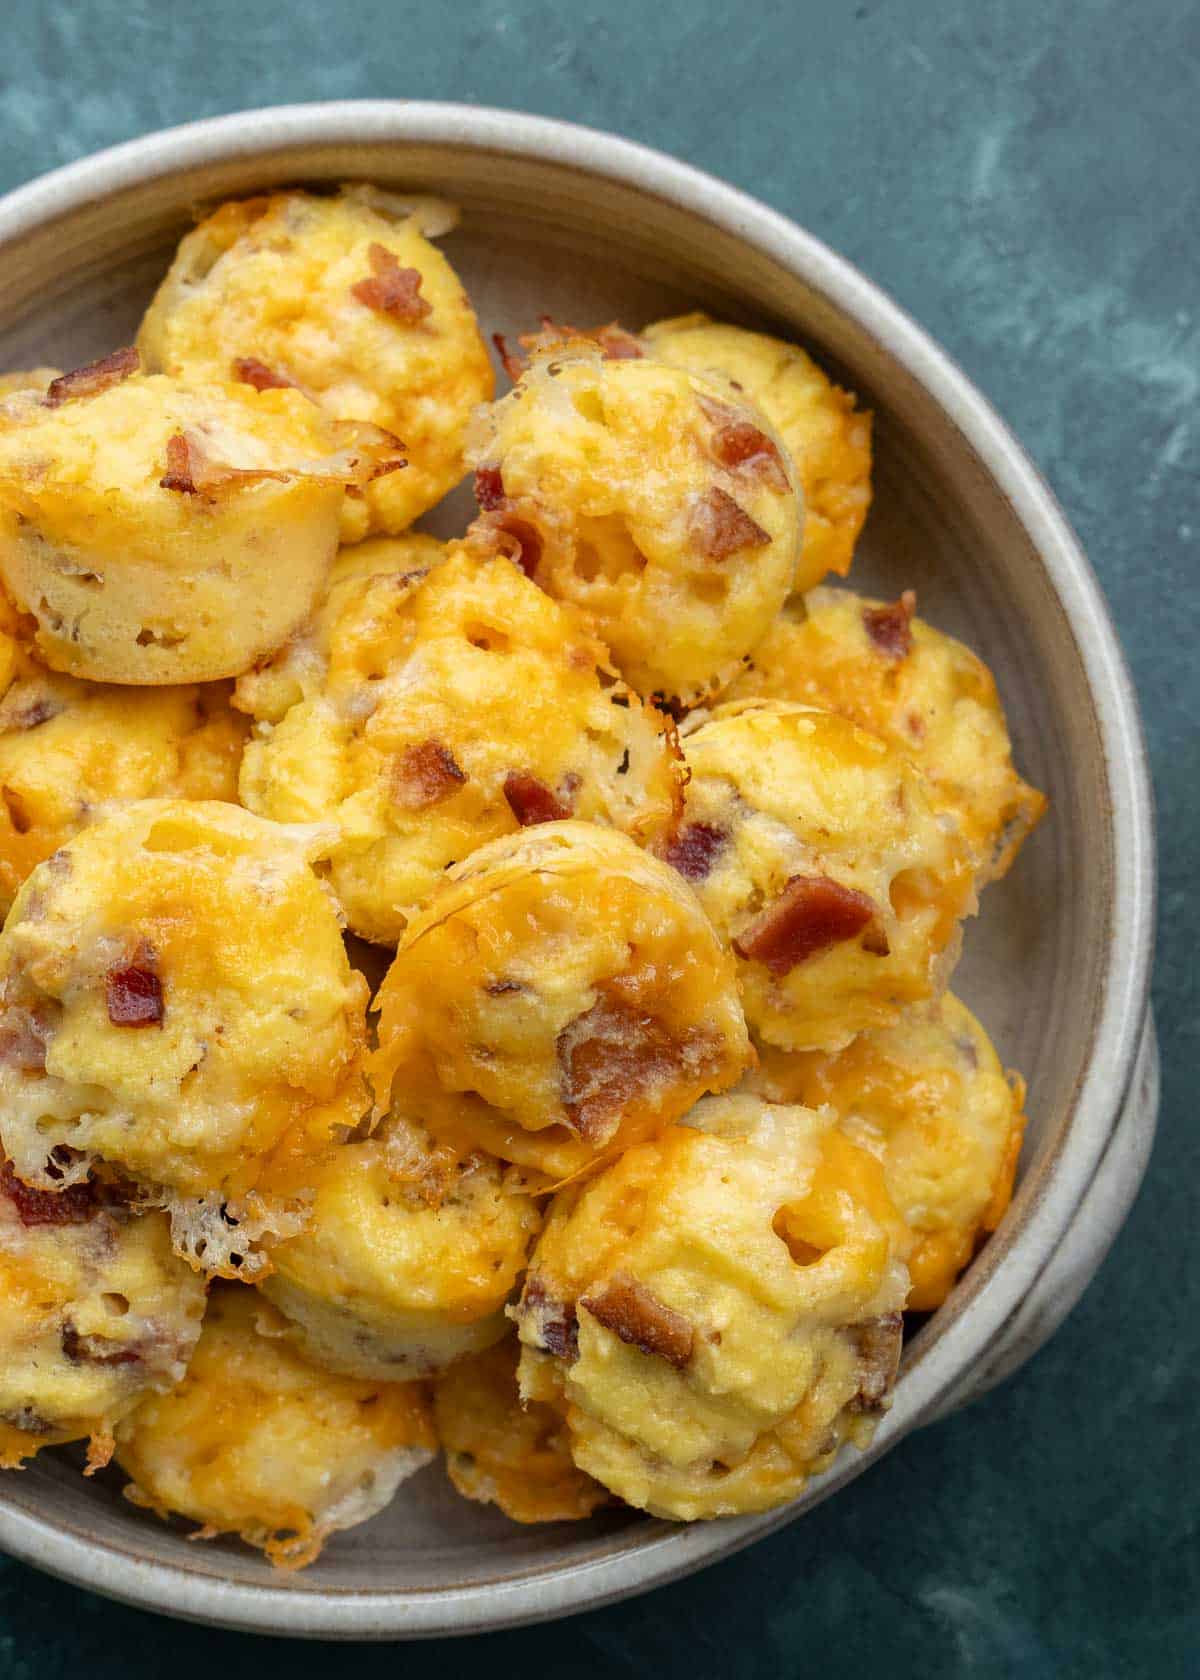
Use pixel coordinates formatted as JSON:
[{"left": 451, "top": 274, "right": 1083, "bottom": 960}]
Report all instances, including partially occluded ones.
[
  {"left": 115, "top": 1285, "right": 436, "bottom": 1569},
  {"left": 513, "top": 1093, "right": 909, "bottom": 1520},
  {"left": 237, "top": 537, "right": 682, "bottom": 946},
  {"left": 467, "top": 345, "right": 801, "bottom": 708},
  {"left": 138, "top": 185, "right": 493, "bottom": 540},
  {"left": 371, "top": 821, "right": 751, "bottom": 1182}
]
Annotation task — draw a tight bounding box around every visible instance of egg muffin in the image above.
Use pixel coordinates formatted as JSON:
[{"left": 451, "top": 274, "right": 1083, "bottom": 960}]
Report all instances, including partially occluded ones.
[
  {"left": 371, "top": 821, "right": 752, "bottom": 1181},
  {"left": 115, "top": 1285, "right": 436, "bottom": 1569},
  {"left": 0, "top": 1163, "right": 206, "bottom": 1470},
  {"left": 237, "top": 537, "right": 682, "bottom": 945},
  {"left": 513, "top": 1093, "right": 909, "bottom": 1520},
  {"left": 434, "top": 1334, "right": 611, "bottom": 1524},
  {"left": 747, "top": 993, "right": 1027, "bottom": 1311},
  {"left": 138, "top": 185, "right": 493, "bottom": 541},
  {"left": 667, "top": 700, "right": 974, "bottom": 1053},
  {"left": 467, "top": 345, "right": 801, "bottom": 707},
  {"left": 258, "top": 1113, "right": 542, "bottom": 1380},
  {"left": 726, "top": 587, "right": 1046, "bottom": 884},
  {"left": 0, "top": 631, "right": 246, "bottom": 917},
  {"left": 0, "top": 800, "right": 368, "bottom": 1275},
  {"left": 641, "top": 313, "right": 873, "bottom": 589},
  {"left": 0, "top": 362, "right": 400, "bottom": 684}
]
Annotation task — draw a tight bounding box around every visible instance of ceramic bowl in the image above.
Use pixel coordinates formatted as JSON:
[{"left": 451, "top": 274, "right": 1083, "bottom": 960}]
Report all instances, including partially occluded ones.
[{"left": 0, "top": 101, "right": 1157, "bottom": 1639}]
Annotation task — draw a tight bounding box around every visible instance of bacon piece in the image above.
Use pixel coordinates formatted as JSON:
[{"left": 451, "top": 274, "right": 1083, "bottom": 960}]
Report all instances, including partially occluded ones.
[
  {"left": 474, "top": 465, "right": 506, "bottom": 510},
  {"left": 733, "top": 875, "right": 879, "bottom": 976},
  {"left": 847, "top": 1311, "right": 903, "bottom": 1413},
  {"left": 0, "top": 1005, "right": 52, "bottom": 1071},
  {"left": 863, "top": 591, "right": 917, "bottom": 660},
  {"left": 687, "top": 486, "right": 771, "bottom": 560},
  {"left": 0, "top": 1157, "right": 99, "bottom": 1227},
  {"left": 60, "top": 1323, "right": 140, "bottom": 1367},
  {"left": 557, "top": 992, "right": 682, "bottom": 1145},
  {"left": 106, "top": 959, "right": 164, "bottom": 1027},
  {"left": 391, "top": 740, "right": 467, "bottom": 810},
  {"left": 520, "top": 1275, "right": 579, "bottom": 1363},
  {"left": 492, "top": 332, "right": 525, "bottom": 382},
  {"left": 503, "top": 771, "right": 571, "bottom": 826},
  {"left": 663, "top": 821, "right": 726, "bottom": 883},
  {"left": 44, "top": 347, "right": 140, "bottom": 408},
  {"left": 232, "top": 357, "right": 295, "bottom": 392},
  {"left": 582, "top": 1273, "right": 694, "bottom": 1369},
  {"left": 523, "top": 316, "right": 644, "bottom": 363},
  {"left": 351, "top": 244, "right": 432, "bottom": 323},
  {"left": 697, "top": 394, "right": 790, "bottom": 492},
  {"left": 472, "top": 508, "right": 544, "bottom": 578}
]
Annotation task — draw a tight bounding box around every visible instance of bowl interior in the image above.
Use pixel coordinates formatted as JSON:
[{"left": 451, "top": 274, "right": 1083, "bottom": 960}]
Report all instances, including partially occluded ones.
[{"left": 0, "top": 130, "right": 1113, "bottom": 1617}]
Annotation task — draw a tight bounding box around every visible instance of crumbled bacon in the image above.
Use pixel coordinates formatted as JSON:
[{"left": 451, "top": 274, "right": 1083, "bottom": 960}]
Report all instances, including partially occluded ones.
[
  {"left": 557, "top": 992, "right": 681, "bottom": 1145},
  {"left": 492, "top": 332, "right": 525, "bottom": 382},
  {"left": 582, "top": 1273, "right": 694, "bottom": 1369},
  {"left": 44, "top": 347, "right": 140, "bottom": 408},
  {"left": 520, "top": 1275, "right": 579, "bottom": 1363},
  {"left": 60, "top": 1323, "right": 140, "bottom": 1366},
  {"left": 697, "top": 394, "right": 790, "bottom": 492},
  {"left": 472, "top": 508, "right": 544, "bottom": 578},
  {"left": 663, "top": 822, "right": 726, "bottom": 882},
  {"left": 687, "top": 486, "right": 771, "bottom": 560},
  {"left": 106, "top": 957, "right": 164, "bottom": 1027},
  {"left": 863, "top": 592, "right": 917, "bottom": 660},
  {"left": 232, "top": 357, "right": 295, "bottom": 392},
  {"left": 391, "top": 739, "right": 467, "bottom": 809},
  {"left": 1, "top": 1157, "right": 99, "bottom": 1227},
  {"left": 474, "top": 465, "right": 506, "bottom": 510},
  {"left": 503, "top": 771, "right": 571, "bottom": 826},
  {"left": 847, "top": 1312, "right": 903, "bottom": 1413},
  {"left": 0, "top": 1005, "right": 52, "bottom": 1071},
  {"left": 351, "top": 244, "right": 432, "bottom": 323},
  {"left": 733, "top": 875, "right": 880, "bottom": 976},
  {"left": 158, "top": 432, "right": 201, "bottom": 495}
]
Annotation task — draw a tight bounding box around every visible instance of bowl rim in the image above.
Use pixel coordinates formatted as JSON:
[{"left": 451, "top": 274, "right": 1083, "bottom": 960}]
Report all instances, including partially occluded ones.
[{"left": 0, "top": 98, "right": 1156, "bottom": 1640}]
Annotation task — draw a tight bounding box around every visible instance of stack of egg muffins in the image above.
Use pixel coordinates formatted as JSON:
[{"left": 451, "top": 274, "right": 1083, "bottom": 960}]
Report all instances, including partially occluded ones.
[{"left": 0, "top": 185, "right": 1044, "bottom": 1567}]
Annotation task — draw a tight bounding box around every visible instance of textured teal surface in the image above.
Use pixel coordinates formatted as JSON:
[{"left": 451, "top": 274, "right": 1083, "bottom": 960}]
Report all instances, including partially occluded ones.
[{"left": 0, "top": 2, "right": 1196, "bottom": 1674}]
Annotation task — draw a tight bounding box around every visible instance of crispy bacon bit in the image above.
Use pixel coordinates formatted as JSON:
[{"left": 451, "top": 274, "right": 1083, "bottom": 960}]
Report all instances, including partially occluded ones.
[
  {"left": 351, "top": 244, "right": 432, "bottom": 323},
  {"left": 557, "top": 992, "right": 682, "bottom": 1145},
  {"left": 0, "top": 1157, "right": 99, "bottom": 1227},
  {"left": 697, "top": 394, "right": 790, "bottom": 492},
  {"left": 44, "top": 347, "right": 140, "bottom": 408},
  {"left": 61, "top": 1323, "right": 139, "bottom": 1367},
  {"left": 663, "top": 821, "right": 726, "bottom": 882},
  {"left": 472, "top": 508, "right": 544, "bottom": 579},
  {"left": 593, "top": 323, "right": 645, "bottom": 361},
  {"left": 733, "top": 875, "right": 879, "bottom": 976},
  {"left": 687, "top": 486, "right": 771, "bottom": 560},
  {"left": 503, "top": 771, "right": 571, "bottom": 826},
  {"left": 0, "top": 1005, "right": 52, "bottom": 1071},
  {"left": 863, "top": 591, "right": 917, "bottom": 660},
  {"left": 106, "top": 959, "right": 164, "bottom": 1028},
  {"left": 520, "top": 1275, "right": 579, "bottom": 1363},
  {"left": 492, "top": 332, "right": 525, "bottom": 382},
  {"left": 232, "top": 357, "right": 295, "bottom": 392},
  {"left": 391, "top": 739, "right": 467, "bottom": 810},
  {"left": 583, "top": 1273, "right": 694, "bottom": 1369},
  {"left": 527, "top": 316, "right": 644, "bottom": 362},
  {"left": 474, "top": 465, "right": 506, "bottom": 509},
  {"left": 847, "top": 1312, "right": 903, "bottom": 1413},
  {"left": 159, "top": 432, "right": 200, "bottom": 495}
]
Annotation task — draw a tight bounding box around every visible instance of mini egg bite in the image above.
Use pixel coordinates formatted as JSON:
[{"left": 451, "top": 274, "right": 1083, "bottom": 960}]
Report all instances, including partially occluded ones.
[
  {"left": 115, "top": 1285, "right": 436, "bottom": 1570},
  {"left": 0, "top": 1162, "right": 205, "bottom": 1470},
  {"left": 0, "top": 800, "right": 369, "bottom": 1274},
  {"left": 467, "top": 344, "right": 801, "bottom": 708},
  {"left": 641, "top": 313, "right": 873, "bottom": 589},
  {"left": 727, "top": 586, "right": 1046, "bottom": 883},
  {"left": 666, "top": 699, "right": 975, "bottom": 1053},
  {"left": 434, "top": 1334, "right": 611, "bottom": 1524},
  {"left": 748, "top": 993, "right": 1027, "bottom": 1311},
  {"left": 258, "top": 1113, "right": 542, "bottom": 1380},
  {"left": 371, "top": 821, "right": 752, "bottom": 1181},
  {"left": 513, "top": 1092, "right": 910, "bottom": 1520},
  {"left": 0, "top": 361, "right": 399, "bottom": 684},
  {"left": 236, "top": 536, "right": 682, "bottom": 946},
  {"left": 137, "top": 185, "right": 494, "bottom": 541}
]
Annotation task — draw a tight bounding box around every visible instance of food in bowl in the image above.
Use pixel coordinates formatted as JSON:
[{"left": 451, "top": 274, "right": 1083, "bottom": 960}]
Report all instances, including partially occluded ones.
[{"left": 0, "top": 180, "right": 1044, "bottom": 1567}]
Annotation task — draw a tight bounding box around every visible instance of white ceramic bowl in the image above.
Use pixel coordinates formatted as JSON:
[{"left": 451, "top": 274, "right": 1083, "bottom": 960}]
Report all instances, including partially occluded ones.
[{"left": 0, "top": 101, "right": 1157, "bottom": 1639}]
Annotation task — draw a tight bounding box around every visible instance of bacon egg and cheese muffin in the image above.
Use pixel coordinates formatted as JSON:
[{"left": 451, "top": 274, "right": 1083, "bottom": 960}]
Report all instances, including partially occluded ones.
[
  {"left": 727, "top": 587, "right": 1046, "bottom": 884},
  {"left": 434, "top": 1334, "right": 610, "bottom": 1524},
  {"left": 0, "top": 1163, "right": 206, "bottom": 1470},
  {"left": 641, "top": 313, "right": 872, "bottom": 588},
  {"left": 259, "top": 1114, "right": 541, "bottom": 1380},
  {"left": 236, "top": 536, "right": 681, "bottom": 945},
  {"left": 115, "top": 1285, "right": 436, "bottom": 1569},
  {"left": 467, "top": 344, "right": 801, "bottom": 707},
  {"left": 748, "top": 993, "right": 1026, "bottom": 1311},
  {"left": 138, "top": 185, "right": 493, "bottom": 541},
  {"left": 0, "top": 800, "right": 368, "bottom": 1274},
  {"left": 668, "top": 699, "right": 974, "bottom": 1053},
  {"left": 372, "top": 821, "right": 752, "bottom": 1181},
  {"left": 0, "top": 357, "right": 399, "bottom": 684},
  {"left": 514, "top": 1092, "right": 909, "bottom": 1520}
]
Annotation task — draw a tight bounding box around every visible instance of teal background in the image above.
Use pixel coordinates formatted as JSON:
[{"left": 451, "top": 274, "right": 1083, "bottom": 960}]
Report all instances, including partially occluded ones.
[{"left": 0, "top": 1, "right": 1196, "bottom": 1674}]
